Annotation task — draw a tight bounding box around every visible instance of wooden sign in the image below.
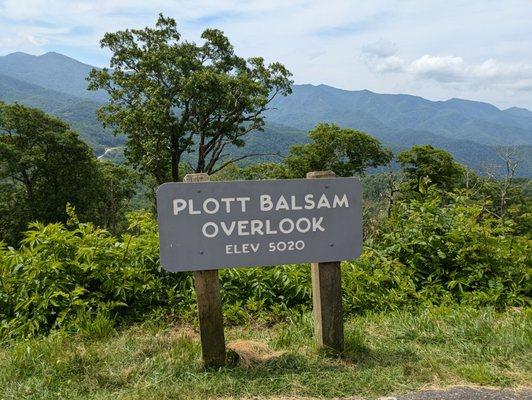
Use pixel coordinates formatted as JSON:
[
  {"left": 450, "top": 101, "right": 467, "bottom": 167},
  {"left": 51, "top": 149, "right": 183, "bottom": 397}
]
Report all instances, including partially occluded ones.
[
  {"left": 156, "top": 177, "right": 362, "bottom": 272},
  {"left": 156, "top": 172, "right": 362, "bottom": 366}
]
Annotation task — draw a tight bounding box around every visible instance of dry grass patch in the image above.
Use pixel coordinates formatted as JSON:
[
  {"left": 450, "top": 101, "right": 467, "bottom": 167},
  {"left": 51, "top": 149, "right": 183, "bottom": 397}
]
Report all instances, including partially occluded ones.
[{"left": 227, "top": 340, "right": 286, "bottom": 367}]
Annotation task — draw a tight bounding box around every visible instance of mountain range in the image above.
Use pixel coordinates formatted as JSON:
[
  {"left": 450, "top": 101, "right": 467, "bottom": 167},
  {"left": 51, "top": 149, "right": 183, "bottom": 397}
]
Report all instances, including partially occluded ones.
[{"left": 1, "top": 51, "right": 530, "bottom": 176}]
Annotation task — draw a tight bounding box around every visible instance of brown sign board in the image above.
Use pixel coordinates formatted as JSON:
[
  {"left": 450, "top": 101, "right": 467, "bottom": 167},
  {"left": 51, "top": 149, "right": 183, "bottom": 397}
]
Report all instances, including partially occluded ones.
[{"left": 156, "top": 178, "right": 362, "bottom": 272}]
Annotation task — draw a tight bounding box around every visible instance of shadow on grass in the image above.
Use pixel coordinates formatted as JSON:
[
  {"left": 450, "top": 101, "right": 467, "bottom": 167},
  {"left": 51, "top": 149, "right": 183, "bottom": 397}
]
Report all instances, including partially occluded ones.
[
  {"left": 204, "top": 338, "right": 420, "bottom": 382},
  {"left": 341, "top": 324, "right": 420, "bottom": 368},
  {"left": 212, "top": 351, "right": 347, "bottom": 379}
]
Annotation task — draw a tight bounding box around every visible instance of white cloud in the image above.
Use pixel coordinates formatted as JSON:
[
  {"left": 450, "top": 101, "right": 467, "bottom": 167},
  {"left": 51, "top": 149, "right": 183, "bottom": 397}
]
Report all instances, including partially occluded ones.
[
  {"left": 407, "top": 55, "right": 464, "bottom": 82},
  {"left": 362, "top": 39, "right": 397, "bottom": 58},
  {"left": 0, "top": 0, "right": 531, "bottom": 108},
  {"left": 363, "top": 48, "right": 532, "bottom": 92},
  {"left": 0, "top": 32, "right": 47, "bottom": 53}
]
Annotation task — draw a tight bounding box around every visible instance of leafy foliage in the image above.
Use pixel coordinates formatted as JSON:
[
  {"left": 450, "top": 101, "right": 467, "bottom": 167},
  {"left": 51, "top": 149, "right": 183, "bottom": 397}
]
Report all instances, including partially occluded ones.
[
  {"left": 0, "top": 213, "right": 182, "bottom": 340},
  {"left": 214, "top": 123, "right": 393, "bottom": 180},
  {"left": 1, "top": 187, "right": 529, "bottom": 341},
  {"left": 91, "top": 161, "right": 137, "bottom": 234},
  {"left": 343, "top": 198, "right": 530, "bottom": 313},
  {"left": 0, "top": 103, "right": 137, "bottom": 244},
  {"left": 284, "top": 123, "right": 392, "bottom": 177},
  {"left": 398, "top": 145, "right": 464, "bottom": 193},
  {"left": 212, "top": 162, "right": 290, "bottom": 181},
  {"left": 88, "top": 14, "right": 292, "bottom": 183},
  {"left": 0, "top": 102, "right": 102, "bottom": 244}
]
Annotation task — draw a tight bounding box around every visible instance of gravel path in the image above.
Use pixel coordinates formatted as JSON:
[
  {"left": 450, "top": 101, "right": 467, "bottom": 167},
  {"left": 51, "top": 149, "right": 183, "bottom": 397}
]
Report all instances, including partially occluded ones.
[{"left": 380, "top": 387, "right": 532, "bottom": 400}]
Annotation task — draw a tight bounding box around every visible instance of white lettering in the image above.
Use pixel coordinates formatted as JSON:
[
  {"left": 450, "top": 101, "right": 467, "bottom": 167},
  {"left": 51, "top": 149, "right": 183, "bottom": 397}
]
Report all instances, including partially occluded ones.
[
  {"left": 333, "top": 194, "right": 349, "bottom": 208},
  {"left": 260, "top": 195, "right": 273, "bottom": 211},
  {"left": 290, "top": 195, "right": 302, "bottom": 210},
  {"left": 236, "top": 197, "right": 250, "bottom": 212},
  {"left": 203, "top": 198, "right": 220, "bottom": 214},
  {"left": 265, "top": 220, "right": 278, "bottom": 234},
  {"left": 276, "top": 195, "right": 290, "bottom": 211},
  {"left": 237, "top": 220, "right": 250, "bottom": 236},
  {"left": 202, "top": 222, "right": 218, "bottom": 238},
  {"left": 189, "top": 199, "right": 201, "bottom": 215},
  {"left": 220, "top": 221, "right": 236, "bottom": 236},
  {"left": 296, "top": 217, "right": 311, "bottom": 233},
  {"left": 173, "top": 199, "right": 187, "bottom": 215},
  {"left": 317, "top": 194, "right": 331, "bottom": 209},
  {"left": 312, "top": 217, "right": 325, "bottom": 231},
  {"left": 221, "top": 197, "right": 235, "bottom": 213},
  {"left": 279, "top": 218, "right": 295, "bottom": 234},
  {"left": 304, "top": 194, "right": 315, "bottom": 210},
  {"left": 250, "top": 219, "right": 264, "bottom": 235}
]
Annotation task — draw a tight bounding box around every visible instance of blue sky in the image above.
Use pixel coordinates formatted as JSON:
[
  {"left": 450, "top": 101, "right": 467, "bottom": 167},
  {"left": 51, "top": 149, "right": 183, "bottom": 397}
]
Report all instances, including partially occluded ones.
[{"left": 1, "top": 0, "right": 531, "bottom": 109}]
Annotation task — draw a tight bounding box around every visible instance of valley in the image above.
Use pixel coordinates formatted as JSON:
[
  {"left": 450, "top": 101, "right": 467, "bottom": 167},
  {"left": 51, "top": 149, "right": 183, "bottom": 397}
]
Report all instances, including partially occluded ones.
[{"left": 1, "top": 51, "right": 531, "bottom": 176}]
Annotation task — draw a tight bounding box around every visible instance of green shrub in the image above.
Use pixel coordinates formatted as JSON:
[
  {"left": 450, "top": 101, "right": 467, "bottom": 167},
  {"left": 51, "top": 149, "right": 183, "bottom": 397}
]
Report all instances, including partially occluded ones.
[
  {"left": 1, "top": 188, "right": 530, "bottom": 341},
  {"left": 348, "top": 188, "right": 531, "bottom": 310},
  {"left": 220, "top": 265, "right": 311, "bottom": 324},
  {"left": 0, "top": 212, "right": 190, "bottom": 341}
]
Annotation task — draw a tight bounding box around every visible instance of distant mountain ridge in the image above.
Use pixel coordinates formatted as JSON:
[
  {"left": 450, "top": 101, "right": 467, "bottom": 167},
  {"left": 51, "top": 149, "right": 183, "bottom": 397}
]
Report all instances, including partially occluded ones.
[
  {"left": 266, "top": 84, "right": 532, "bottom": 146},
  {"left": 0, "top": 51, "right": 107, "bottom": 102},
  {"left": 0, "top": 51, "right": 530, "bottom": 176},
  {"left": 0, "top": 71, "right": 120, "bottom": 151}
]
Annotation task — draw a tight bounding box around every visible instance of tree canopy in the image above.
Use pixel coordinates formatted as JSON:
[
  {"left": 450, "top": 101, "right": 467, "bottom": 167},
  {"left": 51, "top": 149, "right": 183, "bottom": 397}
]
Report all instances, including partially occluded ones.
[
  {"left": 283, "top": 123, "right": 392, "bottom": 178},
  {"left": 88, "top": 14, "right": 293, "bottom": 183},
  {"left": 397, "top": 145, "right": 464, "bottom": 193},
  {"left": 0, "top": 102, "right": 135, "bottom": 244}
]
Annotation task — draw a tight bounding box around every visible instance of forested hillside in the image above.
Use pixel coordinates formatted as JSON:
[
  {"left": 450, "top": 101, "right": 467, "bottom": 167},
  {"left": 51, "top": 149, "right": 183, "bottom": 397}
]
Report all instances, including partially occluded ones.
[
  {"left": 0, "top": 72, "right": 120, "bottom": 152},
  {"left": 0, "top": 51, "right": 531, "bottom": 176},
  {"left": 267, "top": 84, "right": 532, "bottom": 145},
  {"left": 1, "top": 15, "right": 530, "bottom": 400},
  {"left": 0, "top": 51, "right": 107, "bottom": 102}
]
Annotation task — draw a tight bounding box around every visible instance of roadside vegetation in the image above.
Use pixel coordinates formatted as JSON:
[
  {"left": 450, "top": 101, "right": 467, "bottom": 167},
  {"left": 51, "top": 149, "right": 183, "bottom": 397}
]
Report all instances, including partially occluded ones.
[
  {"left": 0, "top": 307, "right": 530, "bottom": 399},
  {"left": 0, "top": 14, "right": 530, "bottom": 399}
]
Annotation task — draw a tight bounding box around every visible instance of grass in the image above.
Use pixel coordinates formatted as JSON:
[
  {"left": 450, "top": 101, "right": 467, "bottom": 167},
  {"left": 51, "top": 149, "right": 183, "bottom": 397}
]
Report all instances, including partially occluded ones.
[{"left": 0, "top": 306, "right": 530, "bottom": 399}]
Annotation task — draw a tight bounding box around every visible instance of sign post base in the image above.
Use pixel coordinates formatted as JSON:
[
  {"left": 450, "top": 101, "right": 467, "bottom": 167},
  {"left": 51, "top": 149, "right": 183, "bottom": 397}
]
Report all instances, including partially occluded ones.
[
  {"left": 307, "top": 171, "right": 345, "bottom": 353},
  {"left": 184, "top": 173, "right": 226, "bottom": 367}
]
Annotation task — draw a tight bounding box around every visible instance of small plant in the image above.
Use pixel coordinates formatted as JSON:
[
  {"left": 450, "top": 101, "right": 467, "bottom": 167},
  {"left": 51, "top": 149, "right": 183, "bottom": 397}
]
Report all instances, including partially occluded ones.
[{"left": 1, "top": 187, "right": 530, "bottom": 342}]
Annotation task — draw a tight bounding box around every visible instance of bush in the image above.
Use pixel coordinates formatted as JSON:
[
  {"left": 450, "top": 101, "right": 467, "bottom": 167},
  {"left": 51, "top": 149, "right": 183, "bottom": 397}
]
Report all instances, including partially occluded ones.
[
  {"left": 1, "top": 188, "right": 530, "bottom": 341},
  {"left": 349, "top": 188, "right": 531, "bottom": 310},
  {"left": 220, "top": 265, "right": 311, "bottom": 324},
  {"left": 0, "top": 212, "right": 310, "bottom": 340},
  {"left": 0, "top": 212, "right": 190, "bottom": 341}
]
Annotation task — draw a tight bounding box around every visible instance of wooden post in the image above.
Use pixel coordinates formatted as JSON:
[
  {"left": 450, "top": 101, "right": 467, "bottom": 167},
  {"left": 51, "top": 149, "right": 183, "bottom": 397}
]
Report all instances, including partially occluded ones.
[
  {"left": 306, "top": 170, "right": 344, "bottom": 353},
  {"left": 183, "top": 173, "right": 226, "bottom": 367}
]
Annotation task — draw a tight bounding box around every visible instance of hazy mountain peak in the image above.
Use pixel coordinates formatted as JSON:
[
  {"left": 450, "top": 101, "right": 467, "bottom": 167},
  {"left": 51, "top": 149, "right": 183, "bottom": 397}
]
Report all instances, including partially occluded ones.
[
  {"left": 504, "top": 106, "right": 532, "bottom": 118},
  {"left": 2, "top": 51, "right": 94, "bottom": 67},
  {"left": 3, "top": 51, "right": 35, "bottom": 59},
  {"left": 40, "top": 51, "right": 83, "bottom": 62},
  {"left": 0, "top": 50, "right": 106, "bottom": 102},
  {"left": 445, "top": 97, "right": 501, "bottom": 110},
  {"left": 40, "top": 51, "right": 67, "bottom": 58},
  {"left": 0, "top": 51, "right": 531, "bottom": 175}
]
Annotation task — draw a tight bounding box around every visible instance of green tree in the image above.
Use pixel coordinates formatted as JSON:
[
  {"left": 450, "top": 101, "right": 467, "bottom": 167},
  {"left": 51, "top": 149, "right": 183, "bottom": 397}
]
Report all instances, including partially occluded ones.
[
  {"left": 88, "top": 14, "right": 293, "bottom": 183},
  {"left": 0, "top": 102, "right": 135, "bottom": 244},
  {"left": 0, "top": 103, "right": 103, "bottom": 243},
  {"left": 93, "top": 162, "right": 137, "bottom": 233},
  {"left": 213, "top": 162, "right": 289, "bottom": 181},
  {"left": 283, "top": 123, "right": 392, "bottom": 178},
  {"left": 397, "top": 145, "right": 464, "bottom": 194}
]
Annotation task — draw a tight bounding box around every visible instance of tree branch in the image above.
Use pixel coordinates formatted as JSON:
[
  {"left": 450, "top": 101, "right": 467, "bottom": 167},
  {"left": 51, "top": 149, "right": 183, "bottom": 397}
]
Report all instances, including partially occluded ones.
[{"left": 210, "top": 152, "right": 281, "bottom": 174}]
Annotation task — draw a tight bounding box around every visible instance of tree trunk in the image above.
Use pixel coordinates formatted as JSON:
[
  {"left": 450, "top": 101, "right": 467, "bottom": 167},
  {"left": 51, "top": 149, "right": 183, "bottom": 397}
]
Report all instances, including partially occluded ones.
[
  {"left": 171, "top": 150, "right": 180, "bottom": 182},
  {"left": 170, "top": 128, "right": 182, "bottom": 182}
]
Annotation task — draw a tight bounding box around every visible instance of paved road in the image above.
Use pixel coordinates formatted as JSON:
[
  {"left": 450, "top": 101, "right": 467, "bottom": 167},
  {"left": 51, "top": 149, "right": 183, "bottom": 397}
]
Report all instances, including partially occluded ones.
[{"left": 380, "top": 387, "right": 532, "bottom": 400}]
